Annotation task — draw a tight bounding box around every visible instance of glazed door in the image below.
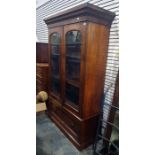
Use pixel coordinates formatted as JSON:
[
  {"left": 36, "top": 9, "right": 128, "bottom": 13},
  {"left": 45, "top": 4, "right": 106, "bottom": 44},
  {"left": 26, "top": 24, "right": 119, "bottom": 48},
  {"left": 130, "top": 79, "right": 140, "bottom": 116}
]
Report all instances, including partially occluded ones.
[
  {"left": 49, "top": 27, "right": 63, "bottom": 101},
  {"left": 63, "top": 22, "right": 86, "bottom": 114}
]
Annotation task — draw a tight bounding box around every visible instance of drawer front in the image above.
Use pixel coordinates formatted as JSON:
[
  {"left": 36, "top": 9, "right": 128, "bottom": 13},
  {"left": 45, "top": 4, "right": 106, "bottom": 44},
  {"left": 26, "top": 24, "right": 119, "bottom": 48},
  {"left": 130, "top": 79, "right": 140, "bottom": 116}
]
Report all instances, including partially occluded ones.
[{"left": 55, "top": 108, "right": 80, "bottom": 136}]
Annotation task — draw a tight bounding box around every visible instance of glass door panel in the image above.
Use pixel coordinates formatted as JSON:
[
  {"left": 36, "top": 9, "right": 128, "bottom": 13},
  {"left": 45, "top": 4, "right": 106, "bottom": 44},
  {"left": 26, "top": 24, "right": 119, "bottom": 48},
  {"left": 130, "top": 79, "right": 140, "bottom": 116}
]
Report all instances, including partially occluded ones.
[
  {"left": 66, "top": 57, "right": 80, "bottom": 81},
  {"left": 51, "top": 77, "right": 60, "bottom": 97},
  {"left": 52, "top": 45, "right": 60, "bottom": 54},
  {"left": 65, "top": 30, "right": 81, "bottom": 107},
  {"left": 51, "top": 54, "right": 59, "bottom": 76},
  {"left": 65, "top": 83, "right": 79, "bottom": 107},
  {"left": 50, "top": 32, "right": 61, "bottom": 97}
]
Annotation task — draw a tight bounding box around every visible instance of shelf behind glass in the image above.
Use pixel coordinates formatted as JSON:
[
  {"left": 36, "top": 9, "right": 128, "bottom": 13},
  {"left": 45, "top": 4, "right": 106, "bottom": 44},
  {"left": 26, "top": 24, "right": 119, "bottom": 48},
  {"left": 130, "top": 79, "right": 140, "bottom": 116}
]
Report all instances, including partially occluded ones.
[
  {"left": 66, "top": 55, "right": 80, "bottom": 60},
  {"left": 66, "top": 31, "right": 81, "bottom": 44},
  {"left": 51, "top": 76, "right": 60, "bottom": 97},
  {"left": 66, "top": 79, "right": 80, "bottom": 87},
  {"left": 51, "top": 45, "right": 60, "bottom": 54},
  {"left": 51, "top": 55, "right": 60, "bottom": 76},
  {"left": 66, "top": 44, "right": 81, "bottom": 58},
  {"left": 65, "top": 82, "right": 79, "bottom": 107},
  {"left": 66, "top": 57, "right": 80, "bottom": 81}
]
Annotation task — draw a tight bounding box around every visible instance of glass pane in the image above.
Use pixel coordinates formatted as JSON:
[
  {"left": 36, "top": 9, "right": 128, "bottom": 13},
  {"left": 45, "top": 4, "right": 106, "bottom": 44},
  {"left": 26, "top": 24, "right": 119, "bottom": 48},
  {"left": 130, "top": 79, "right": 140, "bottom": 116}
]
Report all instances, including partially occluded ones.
[
  {"left": 66, "top": 57, "right": 80, "bottom": 81},
  {"left": 52, "top": 45, "right": 60, "bottom": 54},
  {"left": 65, "top": 30, "right": 81, "bottom": 106},
  {"left": 51, "top": 77, "right": 60, "bottom": 96},
  {"left": 66, "top": 31, "right": 81, "bottom": 44},
  {"left": 51, "top": 54, "right": 59, "bottom": 76},
  {"left": 51, "top": 33, "right": 60, "bottom": 44},
  {"left": 66, "top": 30, "right": 81, "bottom": 82},
  {"left": 50, "top": 32, "right": 61, "bottom": 97},
  {"left": 66, "top": 44, "right": 81, "bottom": 58},
  {"left": 65, "top": 83, "right": 79, "bottom": 106}
]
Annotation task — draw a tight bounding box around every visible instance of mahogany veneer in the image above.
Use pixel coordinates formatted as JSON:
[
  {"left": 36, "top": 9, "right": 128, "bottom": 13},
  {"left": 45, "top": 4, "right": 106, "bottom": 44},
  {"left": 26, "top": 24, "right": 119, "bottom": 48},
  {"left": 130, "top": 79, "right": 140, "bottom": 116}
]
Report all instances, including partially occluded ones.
[
  {"left": 44, "top": 3, "right": 115, "bottom": 150},
  {"left": 36, "top": 42, "right": 48, "bottom": 63}
]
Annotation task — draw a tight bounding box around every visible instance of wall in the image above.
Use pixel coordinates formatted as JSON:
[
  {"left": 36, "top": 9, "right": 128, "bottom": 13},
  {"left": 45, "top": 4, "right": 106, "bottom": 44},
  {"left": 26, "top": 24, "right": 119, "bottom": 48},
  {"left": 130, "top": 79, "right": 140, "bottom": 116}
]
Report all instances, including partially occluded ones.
[{"left": 36, "top": 0, "right": 119, "bottom": 120}]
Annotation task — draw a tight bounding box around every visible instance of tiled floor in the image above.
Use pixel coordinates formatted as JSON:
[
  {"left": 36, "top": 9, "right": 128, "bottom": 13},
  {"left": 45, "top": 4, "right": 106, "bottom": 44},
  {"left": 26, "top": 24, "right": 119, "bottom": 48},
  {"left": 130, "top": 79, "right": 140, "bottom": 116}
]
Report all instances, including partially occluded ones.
[{"left": 36, "top": 112, "right": 94, "bottom": 155}]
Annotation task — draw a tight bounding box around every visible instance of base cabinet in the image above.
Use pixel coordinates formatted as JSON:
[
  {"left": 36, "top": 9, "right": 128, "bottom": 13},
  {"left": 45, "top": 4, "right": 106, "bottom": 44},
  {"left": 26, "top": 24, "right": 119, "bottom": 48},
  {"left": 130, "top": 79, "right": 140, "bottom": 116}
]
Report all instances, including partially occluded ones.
[
  {"left": 44, "top": 3, "right": 115, "bottom": 150},
  {"left": 46, "top": 103, "right": 99, "bottom": 150}
]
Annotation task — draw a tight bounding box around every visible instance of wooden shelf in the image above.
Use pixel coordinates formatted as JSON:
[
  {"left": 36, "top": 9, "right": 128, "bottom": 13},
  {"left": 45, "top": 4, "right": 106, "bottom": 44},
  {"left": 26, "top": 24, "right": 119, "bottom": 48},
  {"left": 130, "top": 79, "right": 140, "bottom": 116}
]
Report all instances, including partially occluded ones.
[
  {"left": 66, "top": 43, "right": 81, "bottom": 45},
  {"left": 65, "top": 100, "right": 79, "bottom": 111},
  {"left": 52, "top": 53, "right": 60, "bottom": 57},
  {"left": 66, "top": 55, "right": 80, "bottom": 60},
  {"left": 51, "top": 44, "right": 60, "bottom": 46},
  {"left": 66, "top": 58, "right": 80, "bottom": 64},
  {"left": 52, "top": 75, "right": 60, "bottom": 79},
  {"left": 50, "top": 91, "right": 60, "bottom": 100},
  {"left": 66, "top": 79, "right": 80, "bottom": 87},
  {"left": 36, "top": 63, "right": 49, "bottom": 67}
]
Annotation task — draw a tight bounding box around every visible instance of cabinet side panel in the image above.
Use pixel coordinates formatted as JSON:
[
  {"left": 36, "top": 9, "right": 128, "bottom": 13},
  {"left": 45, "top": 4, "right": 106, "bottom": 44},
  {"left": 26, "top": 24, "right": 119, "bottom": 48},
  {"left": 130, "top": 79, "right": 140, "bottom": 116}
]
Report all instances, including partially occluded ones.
[{"left": 83, "top": 22, "right": 110, "bottom": 118}]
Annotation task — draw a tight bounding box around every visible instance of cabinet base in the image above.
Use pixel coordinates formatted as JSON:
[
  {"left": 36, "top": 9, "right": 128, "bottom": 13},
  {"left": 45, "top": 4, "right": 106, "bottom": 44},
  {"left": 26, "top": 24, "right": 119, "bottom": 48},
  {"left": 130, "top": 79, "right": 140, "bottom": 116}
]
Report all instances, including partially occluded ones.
[{"left": 47, "top": 111, "right": 99, "bottom": 150}]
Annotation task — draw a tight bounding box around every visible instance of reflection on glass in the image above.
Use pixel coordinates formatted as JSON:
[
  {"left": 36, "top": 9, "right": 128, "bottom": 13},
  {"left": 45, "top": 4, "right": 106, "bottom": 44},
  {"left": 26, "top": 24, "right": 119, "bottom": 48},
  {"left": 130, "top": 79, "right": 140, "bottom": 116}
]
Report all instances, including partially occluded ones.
[
  {"left": 51, "top": 77, "right": 60, "bottom": 96},
  {"left": 51, "top": 33, "right": 60, "bottom": 44},
  {"left": 66, "top": 30, "right": 81, "bottom": 82},
  {"left": 52, "top": 45, "right": 60, "bottom": 54},
  {"left": 65, "top": 30, "right": 81, "bottom": 106},
  {"left": 66, "top": 31, "right": 81, "bottom": 44},
  {"left": 66, "top": 58, "right": 80, "bottom": 81},
  {"left": 66, "top": 44, "right": 81, "bottom": 58},
  {"left": 65, "top": 83, "right": 79, "bottom": 106},
  {"left": 51, "top": 55, "right": 59, "bottom": 76},
  {"left": 50, "top": 32, "right": 61, "bottom": 97}
]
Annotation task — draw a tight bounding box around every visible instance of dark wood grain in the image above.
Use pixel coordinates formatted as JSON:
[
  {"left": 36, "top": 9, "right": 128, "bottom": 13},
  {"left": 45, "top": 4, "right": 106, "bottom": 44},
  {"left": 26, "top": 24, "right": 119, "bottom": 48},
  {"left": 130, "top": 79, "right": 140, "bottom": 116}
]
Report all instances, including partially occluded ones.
[
  {"left": 44, "top": 3, "right": 115, "bottom": 28},
  {"left": 82, "top": 22, "right": 110, "bottom": 118},
  {"left": 45, "top": 3, "right": 115, "bottom": 150},
  {"left": 36, "top": 42, "right": 48, "bottom": 63}
]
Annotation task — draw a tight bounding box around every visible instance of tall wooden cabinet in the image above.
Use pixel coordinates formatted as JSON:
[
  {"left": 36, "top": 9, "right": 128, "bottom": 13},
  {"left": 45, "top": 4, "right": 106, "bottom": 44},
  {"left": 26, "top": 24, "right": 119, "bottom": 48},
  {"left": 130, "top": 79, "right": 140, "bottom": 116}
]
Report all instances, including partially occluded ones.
[{"left": 44, "top": 3, "right": 115, "bottom": 150}]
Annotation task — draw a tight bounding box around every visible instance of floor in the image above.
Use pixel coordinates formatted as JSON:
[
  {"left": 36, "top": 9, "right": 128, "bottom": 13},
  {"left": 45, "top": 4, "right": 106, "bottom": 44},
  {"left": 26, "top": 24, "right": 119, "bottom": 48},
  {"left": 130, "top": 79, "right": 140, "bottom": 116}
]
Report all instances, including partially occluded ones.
[{"left": 36, "top": 112, "right": 94, "bottom": 155}]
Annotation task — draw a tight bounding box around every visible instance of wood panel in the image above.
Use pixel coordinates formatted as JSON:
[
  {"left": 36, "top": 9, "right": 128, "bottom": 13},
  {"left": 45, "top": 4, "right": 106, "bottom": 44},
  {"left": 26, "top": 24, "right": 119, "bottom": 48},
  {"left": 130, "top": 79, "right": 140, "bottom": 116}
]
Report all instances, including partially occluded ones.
[
  {"left": 45, "top": 3, "right": 115, "bottom": 150},
  {"left": 36, "top": 42, "right": 48, "bottom": 63},
  {"left": 83, "top": 22, "right": 110, "bottom": 118}
]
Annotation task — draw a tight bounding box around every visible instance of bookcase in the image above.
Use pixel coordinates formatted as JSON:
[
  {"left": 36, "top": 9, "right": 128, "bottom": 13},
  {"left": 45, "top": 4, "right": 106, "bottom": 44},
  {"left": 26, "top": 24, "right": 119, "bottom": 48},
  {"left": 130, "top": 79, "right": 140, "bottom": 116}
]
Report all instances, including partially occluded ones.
[{"left": 44, "top": 3, "right": 115, "bottom": 150}]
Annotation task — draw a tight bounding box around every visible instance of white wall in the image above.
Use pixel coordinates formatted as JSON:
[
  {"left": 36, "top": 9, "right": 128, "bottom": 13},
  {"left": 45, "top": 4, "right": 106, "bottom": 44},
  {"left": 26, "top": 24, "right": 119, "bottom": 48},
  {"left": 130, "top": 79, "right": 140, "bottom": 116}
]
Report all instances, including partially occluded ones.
[{"left": 36, "top": 0, "right": 49, "bottom": 8}]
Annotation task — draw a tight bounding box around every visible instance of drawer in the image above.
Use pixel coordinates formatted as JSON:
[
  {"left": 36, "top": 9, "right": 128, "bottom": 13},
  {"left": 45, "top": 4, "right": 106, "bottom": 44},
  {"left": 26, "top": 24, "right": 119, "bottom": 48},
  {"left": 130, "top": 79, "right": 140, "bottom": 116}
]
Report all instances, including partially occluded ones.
[{"left": 55, "top": 108, "right": 80, "bottom": 135}]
